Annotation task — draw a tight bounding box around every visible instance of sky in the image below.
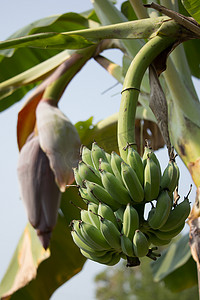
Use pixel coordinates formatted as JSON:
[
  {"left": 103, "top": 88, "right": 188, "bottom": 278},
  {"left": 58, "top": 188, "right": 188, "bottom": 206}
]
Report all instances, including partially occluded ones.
[{"left": 0, "top": 1, "right": 199, "bottom": 299}]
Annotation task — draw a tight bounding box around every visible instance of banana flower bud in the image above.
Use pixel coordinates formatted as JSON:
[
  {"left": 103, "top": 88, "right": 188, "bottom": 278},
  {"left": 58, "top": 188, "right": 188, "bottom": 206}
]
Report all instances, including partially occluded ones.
[
  {"left": 17, "top": 133, "right": 61, "bottom": 249},
  {"left": 18, "top": 101, "right": 81, "bottom": 249},
  {"left": 36, "top": 100, "right": 81, "bottom": 192}
]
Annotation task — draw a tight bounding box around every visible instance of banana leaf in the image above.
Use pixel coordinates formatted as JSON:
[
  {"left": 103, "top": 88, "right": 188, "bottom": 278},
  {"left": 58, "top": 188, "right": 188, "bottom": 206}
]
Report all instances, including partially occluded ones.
[
  {"left": 181, "top": 0, "right": 200, "bottom": 24},
  {"left": 151, "top": 234, "right": 198, "bottom": 292}
]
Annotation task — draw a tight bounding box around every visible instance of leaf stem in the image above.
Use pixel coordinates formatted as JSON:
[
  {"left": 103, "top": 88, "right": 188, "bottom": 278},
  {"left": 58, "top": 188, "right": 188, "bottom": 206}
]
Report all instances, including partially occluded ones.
[{"left": 118, "top": 35, "right": 175, "bottom": 161}]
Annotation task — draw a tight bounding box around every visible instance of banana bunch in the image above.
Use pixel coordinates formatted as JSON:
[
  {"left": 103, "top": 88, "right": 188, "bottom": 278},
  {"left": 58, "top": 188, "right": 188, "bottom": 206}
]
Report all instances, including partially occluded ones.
[{"left": 71, "top": 142, "right": 191, "bottom": 267}]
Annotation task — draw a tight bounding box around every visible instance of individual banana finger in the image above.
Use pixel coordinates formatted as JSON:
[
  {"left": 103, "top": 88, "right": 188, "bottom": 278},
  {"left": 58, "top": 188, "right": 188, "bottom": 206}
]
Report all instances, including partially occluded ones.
[
  {"left": 121, "top": 234, "right": 135, "bottom": 257},
  {"left": 100, "top": 217, "right": 121, "bottom": 251},
  {"left": 121, "top": 162, "right": 144, "bottom": 203},
  {"left": 144, "top": 156, "right": 160, "bottom": 202},
  {"left": 147, "top": 232, "right": 171, "bottom": 246},
  {"left": 80, "top": 249, "right": 114, "bottom": 264},
  {"left": 81, "top": 145, "right": 94, "bottom": 168},
  {"left": 122, "top": 203, "right": 139, "bottom": 240},
  {"left": 98, "top": 202, "right": 119, "bottom": 228},
  {"left": 133, "top": 230, "right": 149, "bottom": 257},
  {"left": 148, "top": 190, "right": 172, "bottom": 229},
  {"left": 77, "top": 161, "right": 102, "bottom": 186},
  {"left": 80, "top": 221, "right": 111, "bottom": 250},
  {"left": 99, "top": 158, "right": 113, "bottom": 174},
  {"left": 73, "top": 167, "right": 84, "bottom": 187},
  {"left": 160, "top": 160, "right": 179, "bottom": 194},
  {"left": 159, "top": 196, "right": 191, "bottom": 232},
  {"left": 100, "top": 169, "right": 132, "bottom": 205},
  {"left": 110, "top": 151, "right": 125, "bottom": 185},
  {"left": 88, "top": 202, "right": 100, "bottom": 229},
  {"left": 84, "top": 180, "right": 120, "bottom": 211},
  {"left": 78, "top": 186, "right": 99, "bottom": 205},
  {"left": 142, "top": 147, "right": 161, "bottom": 178},
  {"left": 127, "top": 147, "right": 144, "bottom": 186},
  {"left": 91, "top": 142, "right": 108, "bottom": 170},
  {"left": 151, "top": 222, "right": 185, "bottom": 240}
]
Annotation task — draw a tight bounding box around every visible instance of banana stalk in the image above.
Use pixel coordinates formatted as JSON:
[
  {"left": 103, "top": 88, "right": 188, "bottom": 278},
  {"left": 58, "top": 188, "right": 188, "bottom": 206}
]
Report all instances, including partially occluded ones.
[{"left": 117, "top": 35, "right": 176, "bottom": 161}]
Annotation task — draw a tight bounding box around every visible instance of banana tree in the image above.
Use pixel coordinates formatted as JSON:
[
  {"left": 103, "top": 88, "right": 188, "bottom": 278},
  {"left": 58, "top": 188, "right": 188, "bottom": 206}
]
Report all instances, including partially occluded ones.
[{"left": 0, "top": 0, "right": 200, "bottom": 298}]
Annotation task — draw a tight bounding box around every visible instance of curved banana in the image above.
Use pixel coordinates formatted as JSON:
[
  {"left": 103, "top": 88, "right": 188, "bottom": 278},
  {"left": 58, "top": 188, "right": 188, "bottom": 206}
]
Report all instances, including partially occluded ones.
[
  {"left": 91, "top": 142, "right": 108, "bottom": 170},
  {"left": 78, "top": 161, "right": 102, "bottom": 186},
  {"left": 142, "top": 147, "right": 161, "bottom": 178},
  {"left": 151, "top": 222, "right": 185, "bottom": 240},
  {"left": 71, "top": 230, "right": 107, "bottom": 255},
  {"left": 160, "top": 160, "right": 179, "bottom": 194},
  {"left": 81, "top": 209, "right": 93, "bottom": 225},
  {"left": 110, "top": 151, "right": 125, "bottom": 184},
  {"left": 105, "top": 152, "right": 111, "bottom": 165},
  {"left": 73, "top": 167, "right": 84, "bottom": 187},
  {"left": 100, "top": 170, "right": 132, "bottom": 205},
  {"left": 127, "top": 147, "right": 144, "bottom": 186},
  {"left": 121, "top": 234, "right": 135, "bottom": 257},
  {"left": 133, "top": 230, "right": 149, "bottom": 257},
  {"left": 80, "top": 221, "right": 111, "bottom": 250},
  {"left": 148, "top": 190, "right": 172, "bottom": 229},
  {"left": 121, "top": 162, "right": 144, "bottom": 203},
  {"left": 144, "top": 156, "right": 160, "bottom": 202},
  {"left": 122, "top": 203, "right": 139, "bottom": 240},
  {"left": 147, "top": 232, "right": 171, "bottom": 246},
  {"left": 88, "top": 202, "right": 100, "bottom": 229},
  {"left": 107, "top": 252, "right": 121, "bottom": 266},
  {"left": 81, "top": 145, "right": 94, "bottom": 168},
  {"left": 84, "top": 180, "right": 120, "bottom": 211},
  {"left": 98, "top": 202, "right": 118, "bottom": 228},
  {"left": 99, "top": 158, "right": 113, "bottom": 174},
  {"left": 78, "top": 186, "right": 99, "bottom": 205},
  {"left": 100, "top": 218, "right": 121, "bottom": 251},
  {"left": 80, "top": 249, "right": 114, "bottom": 264},
  {"left": 159, "top": 196, "right": 191, "bottom": 232}
]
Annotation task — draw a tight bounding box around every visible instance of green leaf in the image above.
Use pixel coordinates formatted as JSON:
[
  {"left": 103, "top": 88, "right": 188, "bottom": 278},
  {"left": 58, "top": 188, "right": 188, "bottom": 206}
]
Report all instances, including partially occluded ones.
[
  {"left": 0, "top": 188, "right": 86, "bottom": 299},
  {"left": 0, "top": 12, "right": 99, "bottom": 111},
  {"left": 0, "top": 16, "right": 172, "bottom": 52},
  {"left": 182, "top": 0, "right": 200, "bottom": 24},
  {"left": 151, "top": 234, "right": 198, "bottom": 292}
]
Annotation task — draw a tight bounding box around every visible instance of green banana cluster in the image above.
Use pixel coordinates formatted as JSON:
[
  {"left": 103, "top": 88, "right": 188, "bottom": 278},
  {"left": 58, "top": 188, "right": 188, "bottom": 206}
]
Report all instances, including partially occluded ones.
[{"left": 71, "top": 142, "right": 191, "bottom": 267}]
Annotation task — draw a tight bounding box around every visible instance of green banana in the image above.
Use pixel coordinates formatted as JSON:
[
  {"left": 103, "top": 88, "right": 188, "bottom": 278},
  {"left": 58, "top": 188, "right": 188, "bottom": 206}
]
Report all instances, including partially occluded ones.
[
  {"left": 81, "top": 209, "right": 93, "bottom": 225},
  {"left": 151, "top": 222, "right": 185, "bottom": 240},
  {"left": 80, "top": 221, "right": 111, "bottom": 250},
  {"left": 160, "top": 160, "right": 179, "bottom": 193},
  {"left": 110, "top": 151, "right": 125, "bottom": 184},
  {"left": 142, "top": 147, "right": 161, "bottom": 178},
  {"left": 147, "top": 232, "right": 171, "bottom": 246},
  {"left": 114, "top": 207, "right": 125, "bottom": 223},
  {"left": 133, "top": 230, "right": 149, "bottom": 257},
  {"left": 148, "top": 190, "right": 172, "bottom": 229},
  {"left": 80, "top": 249, "right": 114, "bottom": 264},
  {"left": 98, "top": 202, "right": 119, "bottom": 228},
  {"left": 127, "top": 147, "right": 144, "bottom": 186},
  {"left": 78, "top": 186, "right": 99, "bottom": 205},
  {"left": 77, "top": 161, "right": 102, "bottom": 186},
  {"left": 122, "top": 203, "right": 139, "bottom": 240},
  {"left": 73, "top": 167, "right": 84, "bottom": 187},
  {"left": 100, "top": 169, "right": 132, "bottom": 205},
  {"left": 144, "top": 156, "right": 160, "bottom": 202},
  {"left": 159, "top": 196, "right": 191, "bottom": 232},
  {"left": 107, "top": 252, "right": 121, "bottom": 266},
  {"left": 121, "top": 234, "right": 135, "bottom": 257},
  {"left": 105, "top": 152, "right": 111, "bottom": 164},
  {"left": 99, "top": 158, "right": 113, "bottom": 174},
  {"left": 81, "top": 145, "right": 94, "bottom": 168},
  {"left": 100, "top": 217, "right": 121, "bottom": 251},
  {"left": 121, "top": 162, "right": 144, "bottom": 203},
  {"left": 91, "top": 142, "right": 108, "bottom": 170},
  {"left": 88, "top": 202, "right": 100, "bottom": 229},
  {"left": 84, "top": 180, "right": 120, "bottom": 211},
  {"left": 71, "top": 230, "right": 107, "bottom": 255}
]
